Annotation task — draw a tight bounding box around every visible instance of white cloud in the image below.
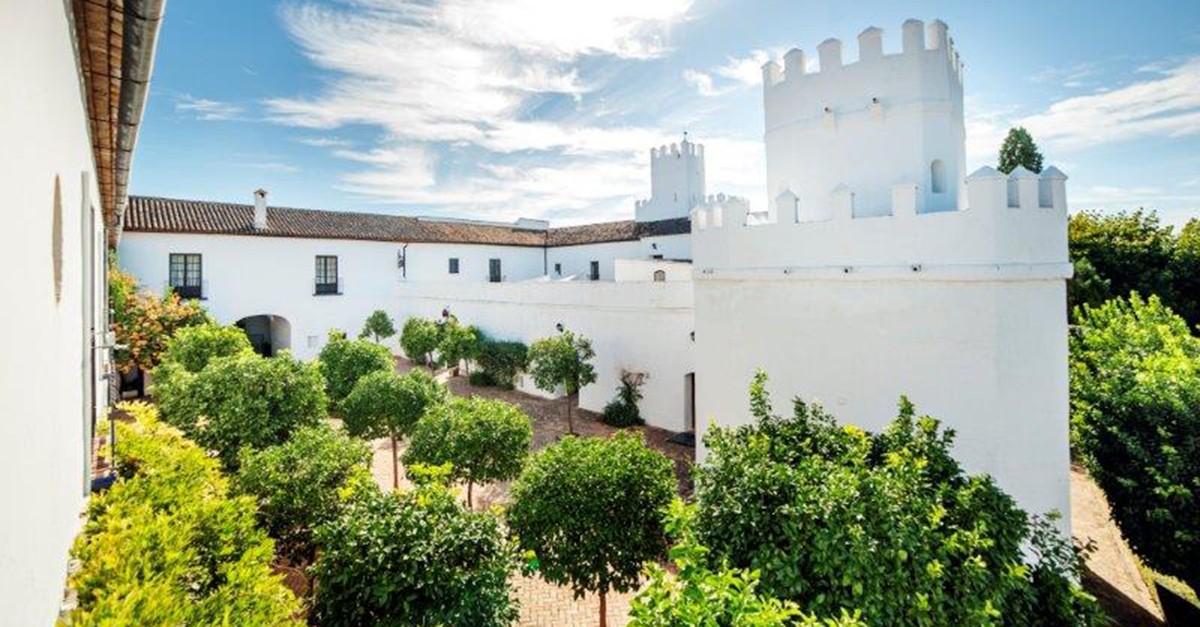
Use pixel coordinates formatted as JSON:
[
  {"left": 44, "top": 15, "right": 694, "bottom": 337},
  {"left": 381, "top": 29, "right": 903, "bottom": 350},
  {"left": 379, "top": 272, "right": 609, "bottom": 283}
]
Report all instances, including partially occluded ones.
[
  {"left": 176, "top": 95, "right": 244, "bottom": 121},
  {"left": 296, "top": 136, "right": 353, "bottom": 148},
  {"left": 966, "top": 57, "right": 1200, "bottom": 161},
  {"left": 265, "top": 0, "right": 696, "bottom": 219},
  {"left": 683, "top": 49, "right": 779, "bottom": 97}
]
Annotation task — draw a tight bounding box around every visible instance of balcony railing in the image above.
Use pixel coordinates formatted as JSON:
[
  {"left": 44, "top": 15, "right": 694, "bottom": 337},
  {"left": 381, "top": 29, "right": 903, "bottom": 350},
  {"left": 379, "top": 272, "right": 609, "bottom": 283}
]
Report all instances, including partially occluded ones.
[{"left": 314, "top": 276, "right": 343, "bottom": 296}]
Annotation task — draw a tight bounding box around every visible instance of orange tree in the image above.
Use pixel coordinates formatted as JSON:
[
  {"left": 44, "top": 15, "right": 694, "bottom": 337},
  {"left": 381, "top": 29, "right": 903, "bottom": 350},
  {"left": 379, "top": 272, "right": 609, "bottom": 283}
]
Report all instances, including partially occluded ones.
[{"left": 109, "top": 266, "right": 209, "bottom": 374}]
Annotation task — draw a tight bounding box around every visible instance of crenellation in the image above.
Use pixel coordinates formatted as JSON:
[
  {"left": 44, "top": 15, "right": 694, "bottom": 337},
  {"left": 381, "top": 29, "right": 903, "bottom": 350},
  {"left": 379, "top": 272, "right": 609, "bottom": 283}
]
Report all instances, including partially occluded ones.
[
  {"left": 902, "top": 18, "right": 925, "bottom": 53},
  {"left": 817, "top": 38, "right": 843, "bottom": 71},
  {"left": 858, "top": 26, "right": 884, "bottom": 61},
  {"left": 762, "top": 60, "right": 782, "bottom": 86},
  {"left": 784, "top": 47, "right": 806, "bottom": 77}
]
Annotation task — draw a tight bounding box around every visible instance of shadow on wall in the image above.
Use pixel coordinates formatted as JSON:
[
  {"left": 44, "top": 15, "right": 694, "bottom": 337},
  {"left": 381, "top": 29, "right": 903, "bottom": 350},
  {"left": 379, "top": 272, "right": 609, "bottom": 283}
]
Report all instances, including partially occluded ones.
[{"left": 236, "top": 314, "right": 291, "bottom": 357}]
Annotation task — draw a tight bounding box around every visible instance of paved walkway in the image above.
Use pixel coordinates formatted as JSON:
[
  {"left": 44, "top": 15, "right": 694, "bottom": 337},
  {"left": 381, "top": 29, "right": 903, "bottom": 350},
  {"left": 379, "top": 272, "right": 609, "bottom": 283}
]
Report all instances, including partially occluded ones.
[{"left": 365, "top": 360, "right": 694, "bottom": 626}]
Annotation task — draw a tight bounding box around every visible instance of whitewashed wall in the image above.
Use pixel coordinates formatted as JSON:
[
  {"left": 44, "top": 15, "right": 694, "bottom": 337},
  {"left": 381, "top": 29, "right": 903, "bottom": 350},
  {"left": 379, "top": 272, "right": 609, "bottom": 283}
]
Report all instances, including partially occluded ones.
[
  {"left": 0, "top": 2, "right": 109, "bottom": 623},
  {"left": 545, "top": 241, "right": 640, "bottom": 281},
  {"left": 395, "top": 282, "right": 696, "bottom": 432}
]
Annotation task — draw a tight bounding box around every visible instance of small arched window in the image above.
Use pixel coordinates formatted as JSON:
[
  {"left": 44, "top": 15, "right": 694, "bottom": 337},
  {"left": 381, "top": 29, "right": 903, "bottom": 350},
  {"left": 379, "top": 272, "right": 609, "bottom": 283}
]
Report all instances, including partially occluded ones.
[
  {"left": 653, "top": 270, "right": 666, "bottom": 282},
  {"left": 930, "top": 159, "right": 946, "bottom": 194}
]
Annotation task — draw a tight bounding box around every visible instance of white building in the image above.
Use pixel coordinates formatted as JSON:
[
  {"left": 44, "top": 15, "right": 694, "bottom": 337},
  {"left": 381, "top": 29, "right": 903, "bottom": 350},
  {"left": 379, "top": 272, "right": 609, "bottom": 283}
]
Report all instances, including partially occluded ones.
[
  {"left": 0, "top": 1, "right": 162, "bottom": 623},
  {"left": 117, "top": 19, "right": 1071, "bottom": 527}
]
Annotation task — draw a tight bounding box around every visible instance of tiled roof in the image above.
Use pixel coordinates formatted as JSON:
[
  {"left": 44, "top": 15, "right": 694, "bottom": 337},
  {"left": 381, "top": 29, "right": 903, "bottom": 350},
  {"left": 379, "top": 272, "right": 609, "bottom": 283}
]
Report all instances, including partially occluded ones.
[{"left": 125, "top": 196, "right": 691, "bottom": 247}]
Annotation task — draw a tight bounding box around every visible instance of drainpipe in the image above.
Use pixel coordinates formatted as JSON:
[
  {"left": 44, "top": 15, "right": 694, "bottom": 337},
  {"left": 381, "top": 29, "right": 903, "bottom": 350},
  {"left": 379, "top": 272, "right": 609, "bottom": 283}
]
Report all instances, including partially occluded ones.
[{"left": 401, "top": 243, "right": 409, "bottom": 279}]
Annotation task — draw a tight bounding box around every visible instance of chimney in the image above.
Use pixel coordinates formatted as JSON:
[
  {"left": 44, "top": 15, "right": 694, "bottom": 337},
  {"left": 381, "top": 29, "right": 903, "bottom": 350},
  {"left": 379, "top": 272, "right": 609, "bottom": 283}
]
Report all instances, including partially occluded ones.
[{"left": 253, "top": 188, "right": 268, "bottom": 230}]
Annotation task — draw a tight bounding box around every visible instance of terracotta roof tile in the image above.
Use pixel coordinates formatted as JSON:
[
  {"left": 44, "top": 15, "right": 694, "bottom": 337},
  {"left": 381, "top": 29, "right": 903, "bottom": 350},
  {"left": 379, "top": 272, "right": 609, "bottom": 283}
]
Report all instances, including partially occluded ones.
[{"left": 125, "top": 196, "right": 691, "bottom": 248}]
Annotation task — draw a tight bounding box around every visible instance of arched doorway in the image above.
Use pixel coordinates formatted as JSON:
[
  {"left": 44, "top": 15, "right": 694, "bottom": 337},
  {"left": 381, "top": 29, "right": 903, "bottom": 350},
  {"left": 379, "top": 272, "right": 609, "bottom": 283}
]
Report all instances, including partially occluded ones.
[{"left": 235, "top": 314, "right": 291, "bottom": 357}]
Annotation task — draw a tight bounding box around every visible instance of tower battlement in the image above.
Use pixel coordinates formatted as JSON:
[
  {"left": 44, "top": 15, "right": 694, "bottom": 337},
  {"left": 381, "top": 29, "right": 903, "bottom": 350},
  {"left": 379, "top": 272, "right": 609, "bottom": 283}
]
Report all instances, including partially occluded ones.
[
  {"left": 636, "top": 137, "right": 706, "bottom": 222},
  {"left": 692, "top": 166, "right": 1069, "bottom": 276}
]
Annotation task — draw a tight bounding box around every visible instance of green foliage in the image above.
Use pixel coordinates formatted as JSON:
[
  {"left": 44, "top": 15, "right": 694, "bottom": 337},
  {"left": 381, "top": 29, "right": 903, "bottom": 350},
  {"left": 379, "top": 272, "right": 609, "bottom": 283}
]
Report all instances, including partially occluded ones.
[
  {"left": 309, "top": 473, "right": 519, "bottom": 627},
  {"left": 997, "top": 126, "right": 1043, "bottom": 174},
  {"left": 400, "top": 316, "right": 442, "bottom": 366},
  {"left": 1169, "top": 218, "right": 1200, "bottom": 326},
  {"left": 317, "top": 334, "right": 394, "bottom": 404},
  {"left": 631, "top": 500, "right": 865, "bottom": 627},
  {"left": 404, "top": 396, "right": 532, "bottom": 504},
  {"left": 359, "top": 309, "right": 397, "bottom": 343},
  {"left": 109, "top": 265, "right": 211, "bottom": 374},
  {"left": 508, "top": 432, "right": 676, "bottom": 619},
  {"left": 1070, "top": 293, "right": 1200, "bottom": 590},
  {"left": 527, "top": 330, "right": 598, "bottom": 396},
  {"left": 67, "top": 402, "right": 301, "bottom": 626},
  {"left": 601, "top": 373, "right": 645, "bottom": 427},
  {"left": 693, "top": 371, "right": 1102, "bottom": 626},
  {"left": 234, "top": 424, "right": 373, "bottom": 561},
  {"left": 475, "top": 335, "right": 529, "bottom": 389},
  {"left": 1068, "top": 209, "right": 1178, "bottom": 317},
  {"left": 437, "top": 318, "right": 480, "bottom": 371},
  {"left": 155, "top": 352, "right": 328, "bottom": 470},
  {"left": 151, "top": 323, "right": 252, "bottom": 391},
  {"left": 340, "top": 369, "right": 447, "bottom": 441}
]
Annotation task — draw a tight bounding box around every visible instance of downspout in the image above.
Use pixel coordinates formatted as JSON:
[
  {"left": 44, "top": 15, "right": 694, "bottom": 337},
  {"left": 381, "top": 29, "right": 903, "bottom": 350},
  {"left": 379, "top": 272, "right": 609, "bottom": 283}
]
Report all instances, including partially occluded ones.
[
  {"left": 111, "top": 0, "right": 167, "bottom": 246},
  {"left": 401, "top": 243, "right": 409, "bottom": 279}
]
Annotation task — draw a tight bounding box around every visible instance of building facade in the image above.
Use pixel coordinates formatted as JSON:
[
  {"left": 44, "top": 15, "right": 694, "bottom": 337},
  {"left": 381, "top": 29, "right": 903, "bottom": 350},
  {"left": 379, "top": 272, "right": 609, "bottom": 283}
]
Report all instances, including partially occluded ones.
[{"left": 117, "top": 20, "right": 1071, "bottom": 526}]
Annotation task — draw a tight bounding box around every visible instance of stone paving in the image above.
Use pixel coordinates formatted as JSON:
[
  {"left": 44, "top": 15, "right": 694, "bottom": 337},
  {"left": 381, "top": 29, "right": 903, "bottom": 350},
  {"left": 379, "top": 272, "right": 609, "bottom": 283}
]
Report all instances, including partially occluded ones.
[{"left": 364, "top": 359, "right": 695, "bottom": 626}]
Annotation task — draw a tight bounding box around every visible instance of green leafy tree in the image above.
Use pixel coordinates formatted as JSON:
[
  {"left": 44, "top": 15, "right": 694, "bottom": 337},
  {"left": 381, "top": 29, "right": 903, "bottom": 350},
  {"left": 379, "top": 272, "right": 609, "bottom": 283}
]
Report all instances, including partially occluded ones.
[
  {"left": 692, "top": 370, "right": 1102, "bottom": 626},
  {"left": 474, "top": 335, "right": 528, "bottom": 389},
  {"left": 359, "top": 309, "right": 397, "bottom": 343},
  {"left": 317, "top": 334, "right": 394, "bottom": 404},
  {"left": 155, "top": 352, "right": 328, "bottom": 470},
  {"left": 630, "top": 500, "right": 865, "bottom": 627},
  {"left": 404, "top": 396, "right": 532, "bottom": 507},
  {"left": 68, "top": 402, "right": 301, "bottom": 625},
  {"left": 156, "top": 323, "right": 252, "bottom": 373},
  {"left": 234, "top": 424, "right": 373, "bottom": 561},
  {"left": 400, "top": 316, "right": 442, "bottom": 367},
  {"left": 1068, "top": 209, "right": 1176, "bottom": 316},
  {"left": 1070, "top": 293, "right": 1200, "bottom": 590},
  {"left": 997, "top": 126, "right": 1044, "bottom": 174},
  {"left": 1169, "top": 218, "right": 1200, "bottom": 326},
  {"left": 340, "top": 369, "right": 447, "bottom": 489},
  {"left": 508, "top": 432, "right": 676, "bottom": 627},
  {"left": 527, "top": 329, "right": 598, "bottom": 434},
  {"left": 109, "top": 266, "right": 211, "bottom": 376},
  {"left": 437, "top": 317, "right": 480, "bottom": 375},
  {"left": 309, "top": 466, "right": 519, "bottom": 627}
]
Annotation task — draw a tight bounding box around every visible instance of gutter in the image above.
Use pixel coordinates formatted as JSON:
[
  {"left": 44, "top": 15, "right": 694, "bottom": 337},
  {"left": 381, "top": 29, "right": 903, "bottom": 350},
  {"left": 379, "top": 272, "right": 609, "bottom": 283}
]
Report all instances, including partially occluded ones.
[{"left": 110, "top": 0, "right": 167, "bottom": 246}]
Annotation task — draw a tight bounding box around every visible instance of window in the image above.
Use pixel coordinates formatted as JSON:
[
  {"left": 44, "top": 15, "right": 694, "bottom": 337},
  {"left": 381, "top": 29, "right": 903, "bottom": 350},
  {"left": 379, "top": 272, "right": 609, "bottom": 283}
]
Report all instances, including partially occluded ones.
[
  {"left": 448, "top": 257, "right": 460, "bottom": 274},
  {"left": 653, "top": 270, "right": 666, "bottom": 282},
  {"left": 315, "top": 255, "right": 339, "bottom": 295},
  {"left": 489, "top": 258, "right": 502, "bottom": 283},
  {"left": 554, "top": 262, "right": 562, "bottom": 276},
  {"left": 589, "top": 261, "right": 600, "bottom": 281},
  {"left": 930, "top": 159, "right": 946, "bottom": 194},
  {"left": 169, "top": 253, "right": 203, "bottom": 299}
]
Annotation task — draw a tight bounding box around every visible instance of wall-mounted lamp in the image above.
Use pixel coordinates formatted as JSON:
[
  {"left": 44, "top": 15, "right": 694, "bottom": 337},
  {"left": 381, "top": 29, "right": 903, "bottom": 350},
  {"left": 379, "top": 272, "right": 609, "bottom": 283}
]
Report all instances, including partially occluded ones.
[
  {"left": 442, "top": 307, "right": 451, "bottom": 319},
  {"left": 689, "top": 331, "right": 695, "bottom": 342},
  {"left": 555, "top": 322, "right": 564, "bottom": 333}
]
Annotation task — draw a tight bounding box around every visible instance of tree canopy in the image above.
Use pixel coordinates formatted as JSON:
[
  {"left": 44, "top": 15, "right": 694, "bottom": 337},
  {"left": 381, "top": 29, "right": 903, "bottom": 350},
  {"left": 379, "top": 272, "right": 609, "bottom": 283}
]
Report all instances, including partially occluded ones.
[
  {"left": 359, "top": 309, "right": 397, "bottom": 343},
  {"left": 340, "top": 368, "right": 447, "bottom": 488},
  {"left": 527, "top": 330, "right": 598, "bottom": 433},
  {"left": 998, "top": 126, "right": 1044, "bottom": 174}
]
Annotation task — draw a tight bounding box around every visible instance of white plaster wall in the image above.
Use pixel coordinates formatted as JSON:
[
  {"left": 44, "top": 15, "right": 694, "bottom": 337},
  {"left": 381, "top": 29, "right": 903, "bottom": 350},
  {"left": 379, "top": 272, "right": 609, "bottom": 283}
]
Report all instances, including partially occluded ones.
[
  {"left": 395, "top": 282, "right": 695, "bottom": 432},
  {"left": 0, "top": 1, "right": 108, "bottom": 623},
  {"left": 637, "top": 142, "right": 705, "bottom": 222},
  {"left": 639, "top": 234, "right": 692, "bottom": 261},
  {"left": 402, "top": 242, "right": 544, "bottom": 283},
  {"left": 546, "top": 241, "right": 641, "bottom": 281},
  {"left": 615, "top": 259, "right": 693, "bottom": 282},
  {"left": 693, "top": 277, "right": 1071, "bottom": 528},
  {"left": 763, "top": 21, "right": 965, "bottom": 220}
]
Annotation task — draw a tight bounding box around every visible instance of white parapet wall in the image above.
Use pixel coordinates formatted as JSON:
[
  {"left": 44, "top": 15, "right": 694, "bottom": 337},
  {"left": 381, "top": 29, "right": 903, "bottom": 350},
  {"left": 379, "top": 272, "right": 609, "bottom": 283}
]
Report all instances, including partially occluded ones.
[{"left": 395, "top": 281, "right": 695, "bottom": 432}]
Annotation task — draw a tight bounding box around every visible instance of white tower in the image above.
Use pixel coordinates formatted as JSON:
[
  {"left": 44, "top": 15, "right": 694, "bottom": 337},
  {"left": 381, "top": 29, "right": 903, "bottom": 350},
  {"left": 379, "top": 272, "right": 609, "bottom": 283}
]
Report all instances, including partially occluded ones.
[
  {"left": 636, "top": 137, "right": 705, "bottom": 222},
  {"left": 691, "top": 20, "right": 1072, "bottom": 531},
  {"left": 763, "top": 19, "right": 965, "bottom": 221}
]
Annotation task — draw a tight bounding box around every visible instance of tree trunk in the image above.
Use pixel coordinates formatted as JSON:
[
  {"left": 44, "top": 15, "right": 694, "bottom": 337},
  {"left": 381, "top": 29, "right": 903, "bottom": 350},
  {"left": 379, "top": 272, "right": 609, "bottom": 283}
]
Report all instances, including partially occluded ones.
[
  {"left": 599, "top": 590, "right": 607, "bottom": 627},
  {"left": 390, "top": 433, "right": 399, "bottom": 491},
  {"left": 467, "top": 480, "right": 473, "bottom": 509},
  {"left": 566, "top": 393, "right": 575, "bottom": 435}
]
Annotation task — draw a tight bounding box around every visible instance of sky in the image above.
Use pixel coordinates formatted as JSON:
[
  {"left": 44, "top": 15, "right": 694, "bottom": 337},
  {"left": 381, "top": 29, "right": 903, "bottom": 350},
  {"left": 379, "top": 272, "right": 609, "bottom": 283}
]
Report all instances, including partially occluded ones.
[{"left": 132, "top": 0, "right": 1200, "bottom": 227}]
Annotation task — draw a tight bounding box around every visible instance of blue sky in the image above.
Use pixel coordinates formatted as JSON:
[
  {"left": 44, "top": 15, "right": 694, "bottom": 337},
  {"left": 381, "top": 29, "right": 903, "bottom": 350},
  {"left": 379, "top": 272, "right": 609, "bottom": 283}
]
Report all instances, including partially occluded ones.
[{"left": 132, "top": 0, "right": 1200, "bottom": 226}]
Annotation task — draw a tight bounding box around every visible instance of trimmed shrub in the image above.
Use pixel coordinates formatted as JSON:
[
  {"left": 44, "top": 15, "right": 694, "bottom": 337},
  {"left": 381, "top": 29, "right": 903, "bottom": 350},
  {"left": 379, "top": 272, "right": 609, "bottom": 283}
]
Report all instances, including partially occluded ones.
[
  {"left": 630, "top": 500, "right": 864, "bottom": 627},
  {"left": 150, "top": 323, "right": 251, "bottom": 393},
  {"left": 437, "top": 318, "right": 479, "bottom": 374},
  {"left": 156, "top": 352, "right": 328, "bottom": 470},
  {"left": 601, "top": 373, "right": 645, "bottom": 428},
  {"left": 66, "top": 402, "right": 301, "bottom": 626},
  {"left": 508, "top": 432, "right": 676, "bottom": 627},
  {"left": 317, "top": 335, "right": 394, "bottom": 404},
  {"left": 475, "top": 336, "right": 528, "bottom": 389},
  {"left": 310, "top": 466, "right": 519, "bottom": 627},
  {"left": 234, "top": 424, "right": 373, "bottom": 561},
  {"left": 341, "top": 369, "right": 447, "bottom": 489},
  {"left": 404, "top": 396, "right": 532, "bottom": 506},
  {"left": 359, "top": 309, "right": 396, "bottom": 343},
  {"left": 468, "top": 370, "right": 498, "bottom": 387},
  {"left": 692, "top": 370, "right": 1103, "bottom": 626},
  {"left": 400, "top": 316, "right": 441, "bottom": 366},
  {"left": 1071, "top": 293, "right": 1200, "bottom": 590}
]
